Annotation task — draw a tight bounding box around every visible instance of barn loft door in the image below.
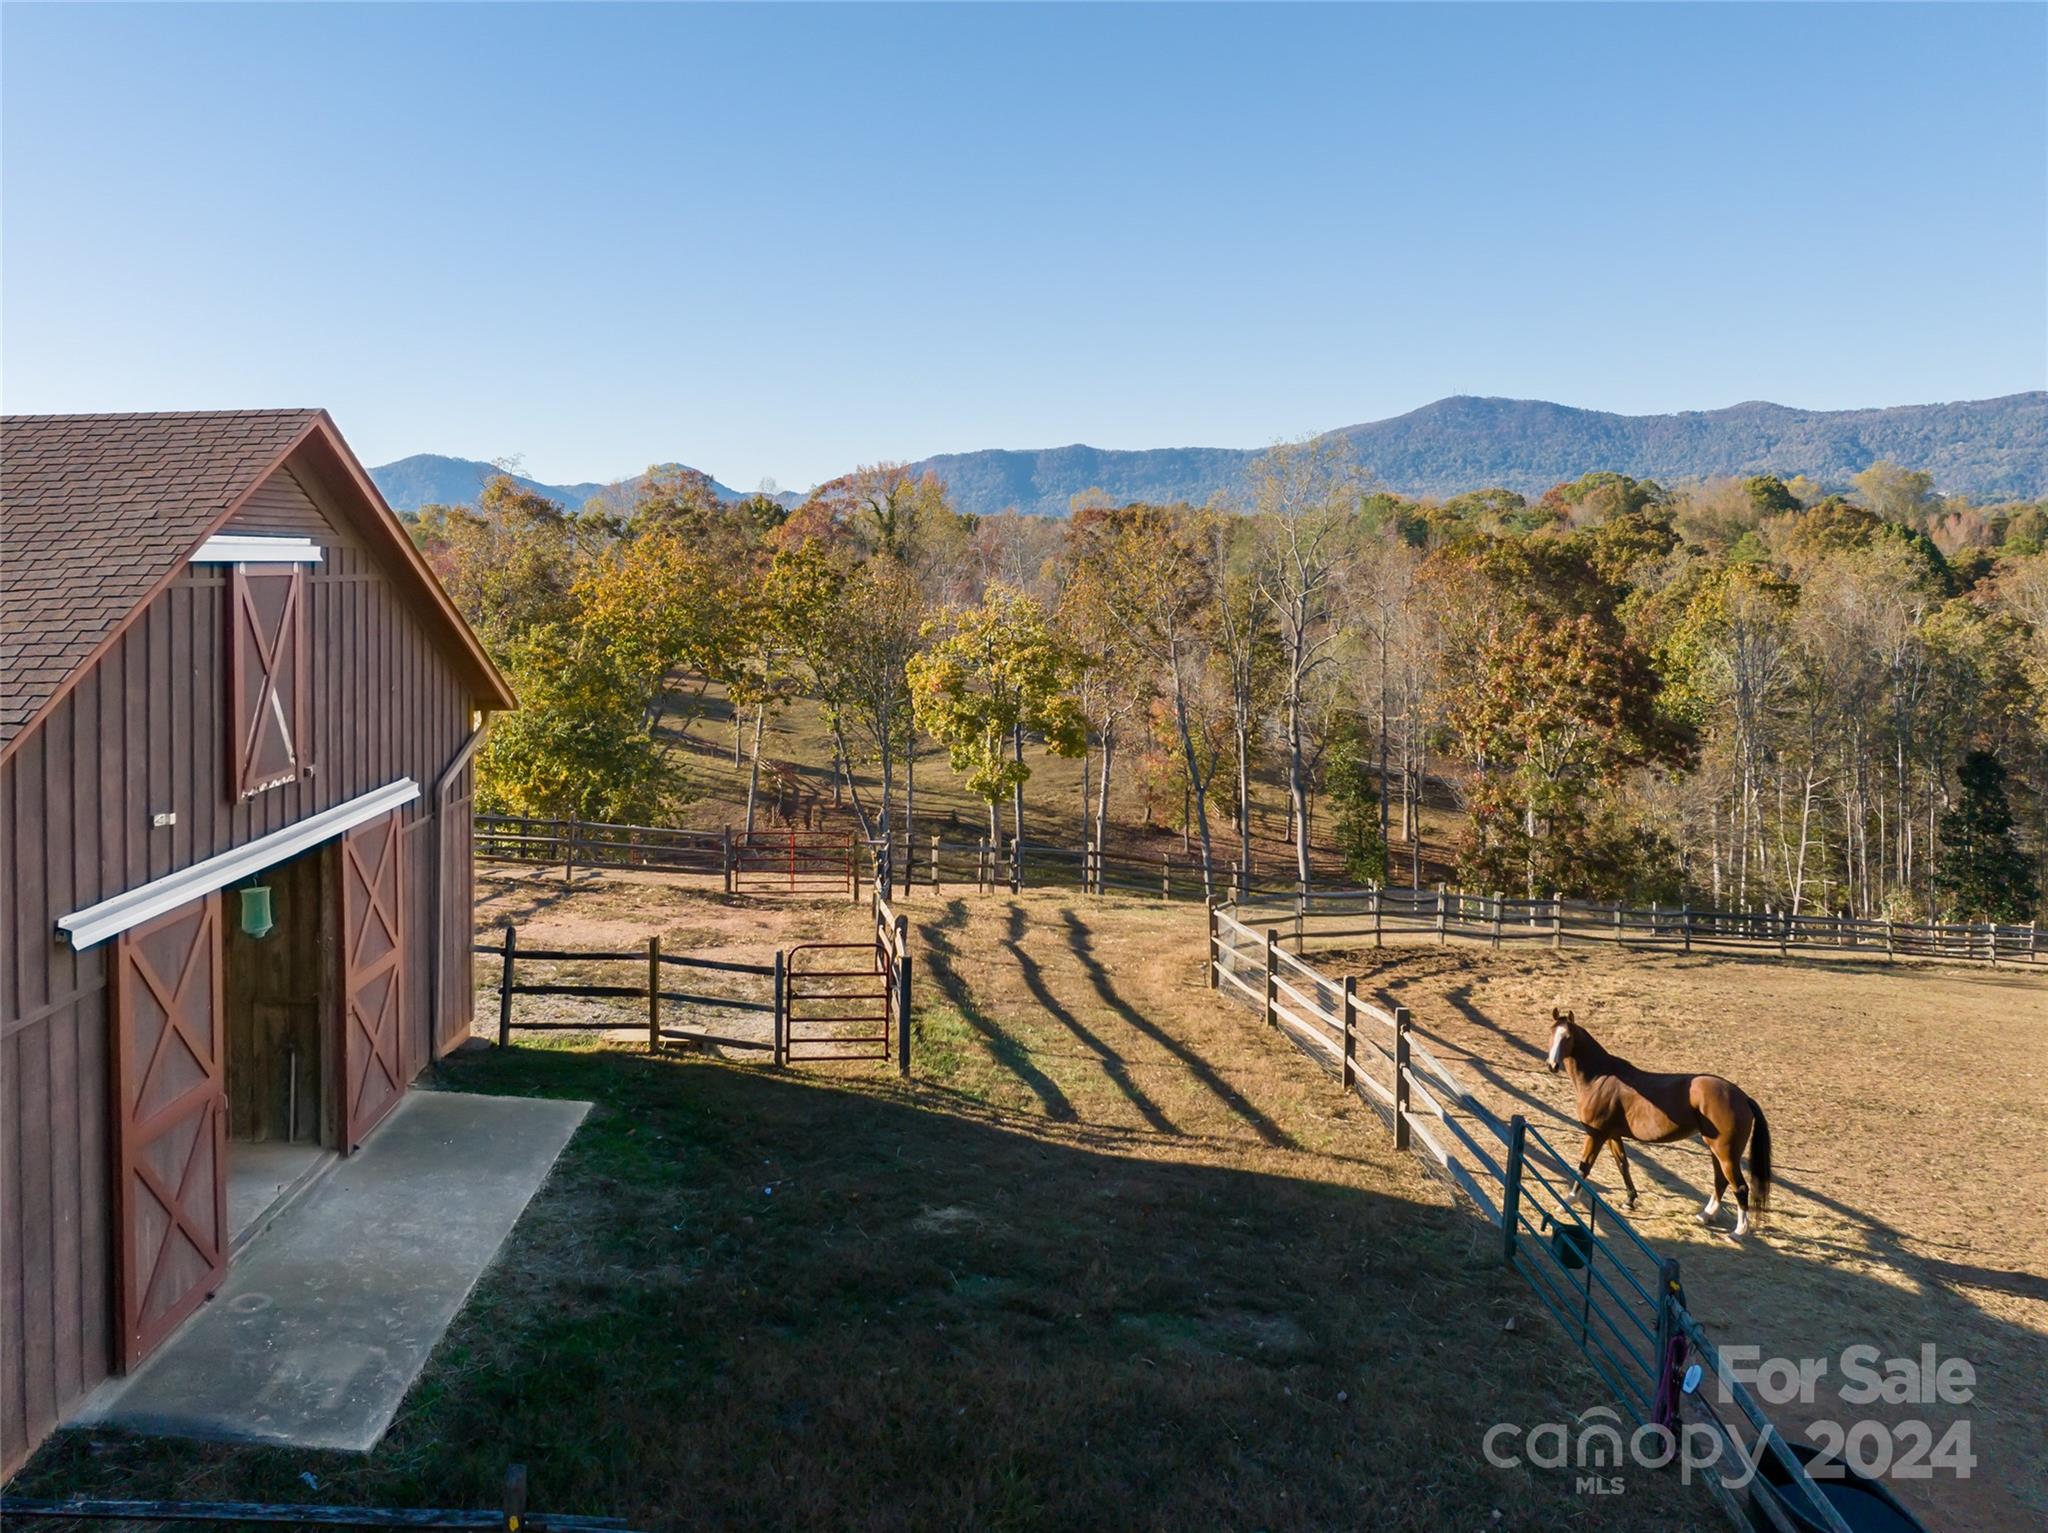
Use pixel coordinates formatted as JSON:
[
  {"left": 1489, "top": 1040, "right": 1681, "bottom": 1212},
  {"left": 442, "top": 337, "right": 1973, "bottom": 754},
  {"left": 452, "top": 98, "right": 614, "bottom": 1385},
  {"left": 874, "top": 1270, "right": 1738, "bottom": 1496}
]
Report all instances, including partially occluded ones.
[
  {"left": 229, "top": 563, "right": 307, "bottom": 799},
  {"left": 341, "top": 811, "right": 407, "bottom": 1151},
  {"left": 112, "top": 896, "right": 228, "bottom": 1370}
]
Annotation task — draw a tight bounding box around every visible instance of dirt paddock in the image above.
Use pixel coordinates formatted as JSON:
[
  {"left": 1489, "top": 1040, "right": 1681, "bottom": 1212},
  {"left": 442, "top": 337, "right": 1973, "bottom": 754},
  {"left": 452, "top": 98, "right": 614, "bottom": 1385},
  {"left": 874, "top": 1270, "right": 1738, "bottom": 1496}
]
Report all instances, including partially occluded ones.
[
  {"left": 464, "top": 865, "right": 2045, "bottom": 1529},
  {"left": 1318, "top": 938, "right": 2048, "bottom": 1533}
]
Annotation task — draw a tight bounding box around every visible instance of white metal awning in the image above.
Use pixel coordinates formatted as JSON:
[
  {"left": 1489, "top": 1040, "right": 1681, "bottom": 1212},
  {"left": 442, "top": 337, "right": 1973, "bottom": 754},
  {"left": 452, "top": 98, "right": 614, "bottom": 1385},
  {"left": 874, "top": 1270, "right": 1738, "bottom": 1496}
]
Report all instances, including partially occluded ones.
[
  {"left": 58, "top": 778, "right": 420, "bottom": 949},
  {"left": 191, "top": 534, "right": 324, "bottom": 564}
]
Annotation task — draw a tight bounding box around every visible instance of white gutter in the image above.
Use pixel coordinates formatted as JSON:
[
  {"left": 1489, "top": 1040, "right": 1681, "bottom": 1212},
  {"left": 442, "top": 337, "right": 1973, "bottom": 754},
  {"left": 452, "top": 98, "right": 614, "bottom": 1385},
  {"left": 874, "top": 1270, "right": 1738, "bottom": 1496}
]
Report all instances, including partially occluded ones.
[
  {"left": 191, "top": 534, "right": 324, "bottom": 564},
  {"left": 58, "top": 778, "right": 420, "bottom": 949}
]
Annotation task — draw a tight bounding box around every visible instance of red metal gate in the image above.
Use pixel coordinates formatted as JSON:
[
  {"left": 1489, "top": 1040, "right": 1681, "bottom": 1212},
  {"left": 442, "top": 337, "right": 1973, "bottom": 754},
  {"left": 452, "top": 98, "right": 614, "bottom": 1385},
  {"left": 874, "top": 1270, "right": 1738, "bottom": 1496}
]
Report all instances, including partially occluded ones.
[
  {"left": 782, "top": 941, "right": 891, "bottom": 1061},
  {"left": 731, "top": 828, "right": 857, "bottom": 896},
  {"left": 112, "top": 895, "right": 228, "bottom": 1369}
]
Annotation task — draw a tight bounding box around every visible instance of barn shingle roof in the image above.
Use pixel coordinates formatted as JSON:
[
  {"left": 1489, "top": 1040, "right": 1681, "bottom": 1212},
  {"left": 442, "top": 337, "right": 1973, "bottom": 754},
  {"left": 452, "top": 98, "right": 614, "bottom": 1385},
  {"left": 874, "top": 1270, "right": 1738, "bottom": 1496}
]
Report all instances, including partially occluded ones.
[{"left": 1, "top": 410, "right": 323, "bottom": 747}]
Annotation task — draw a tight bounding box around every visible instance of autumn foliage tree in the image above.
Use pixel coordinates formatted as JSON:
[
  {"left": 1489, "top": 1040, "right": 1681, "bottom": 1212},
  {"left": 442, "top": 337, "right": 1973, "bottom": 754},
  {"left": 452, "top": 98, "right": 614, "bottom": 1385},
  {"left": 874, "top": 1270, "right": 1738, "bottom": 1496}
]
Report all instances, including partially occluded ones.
[
  {"left": 1447, "top": 613, "right": 1691, "bottom": 897},
  {"left": 909, "top": 584, "right": 1087, "bottom": 846}
]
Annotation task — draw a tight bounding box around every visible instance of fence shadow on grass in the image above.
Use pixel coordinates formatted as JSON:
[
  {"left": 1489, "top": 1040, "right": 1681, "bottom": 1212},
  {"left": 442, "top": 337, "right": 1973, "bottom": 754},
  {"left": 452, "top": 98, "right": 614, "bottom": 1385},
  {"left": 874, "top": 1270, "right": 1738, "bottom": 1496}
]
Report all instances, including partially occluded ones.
[
  {"left": 914, "top": 899, "right": 1077, "bottom": 1123},
  {"left": 1056, "top": 906, "right": 1298, "bottom": 1152},
  {"left": 997, "top": 904, "right": 1180, "bottom": 1136}
]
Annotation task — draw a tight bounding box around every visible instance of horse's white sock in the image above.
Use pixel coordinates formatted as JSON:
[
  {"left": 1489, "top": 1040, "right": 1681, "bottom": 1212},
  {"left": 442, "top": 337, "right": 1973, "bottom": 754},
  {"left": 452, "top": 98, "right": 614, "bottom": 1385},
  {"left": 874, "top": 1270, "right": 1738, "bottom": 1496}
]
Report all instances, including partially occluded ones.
[
  {"left": 1734, "top": 1209, "right": 1751, "bottom": 1236},
  {"left": 1701, "top": 1194, "right": 1721, "bottom": 1219}
]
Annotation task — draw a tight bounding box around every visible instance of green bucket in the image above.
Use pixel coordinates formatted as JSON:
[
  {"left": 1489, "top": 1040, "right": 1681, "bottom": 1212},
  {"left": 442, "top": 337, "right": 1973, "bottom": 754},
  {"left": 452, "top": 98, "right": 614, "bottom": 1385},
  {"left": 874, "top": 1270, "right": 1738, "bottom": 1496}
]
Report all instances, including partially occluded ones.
[{"left": 1551, "top": 1223, "right": 1593, "bottom": 1270}]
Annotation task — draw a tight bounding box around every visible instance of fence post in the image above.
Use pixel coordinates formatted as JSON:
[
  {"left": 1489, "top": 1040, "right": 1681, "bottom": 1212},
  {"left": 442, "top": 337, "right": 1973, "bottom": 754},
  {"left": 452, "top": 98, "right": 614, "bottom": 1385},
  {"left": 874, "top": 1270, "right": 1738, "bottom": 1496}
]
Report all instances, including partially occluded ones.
[
  {"left": 496, "top": 924, "right": 518, "bottom": 1047},
  {"left": 1011, "top": 837, "right": 1023, "bottom": 894},
  {"left": 646, "top": 936, "right": 661, "bottom": 1053},
  {"left": 1885, "top": 918, "right": 1896, "bottom": 962},
  {"left": 2031, "top": 920, "right": 2038, "bottom": 963},
  {"left": 1551, "top": 891, "right": 1563, "bottom": 950},
  {"left": 1207, "top": 898, "right": 1219, "bottom": 989},
  {"left": 1682, "top": 904, "right": 1692, "bottom": 953},
  {"left": 1341, "top": 976, "right": 1357, "bottom": 1092},
  {"left": 1163, "top": 855, "right": 1172, "bottom": 902},
  {"left": 562, "top": 816, "right": 574, "bottom": 887},
  {"left": 1373, "top": 883, "right": 1383, "bottom": 948},
  {"left": 1436, "top": 884, "right": 1447, "bottom": 945},
  {"left": 932, "top": 833, "right": 941, "bottom": 895},
  {"left": 1501, "top": 1114, "right": 1528, "bottom": 1264},
  {"left": 1394, "top": 1007, "right": 1412, "bottom": 1150},
  {"left": 1779, "top": 908, "right": 1789, "bottom": 959},
  {"left": 1264, "top": 928, "right": 1278, "bottom": 1028},
  {"left": 895, "top": 915, "right": 912, "bottom": 1079},
  {"left": 1491, "top": 891, "right": 1503, "bottom": 950},
  {"left": 721, "top": 826, "right": 733, "bottom": 894},
  {"left": 773, "top": 949, "right": 786, "bottom": 1067},
  {"left": 1651, "top": 1257, "right": 1684, "bottom": 1431},
  {"left": 1613, "top": 901, "right": 1623, "bottom": 946}
]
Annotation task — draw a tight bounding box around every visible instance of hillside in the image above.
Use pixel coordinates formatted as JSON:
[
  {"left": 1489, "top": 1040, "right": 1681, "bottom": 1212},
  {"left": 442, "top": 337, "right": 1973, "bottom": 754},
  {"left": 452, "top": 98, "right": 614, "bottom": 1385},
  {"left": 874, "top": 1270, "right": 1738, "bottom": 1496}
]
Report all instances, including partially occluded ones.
[{"left": 910, "top": 393, "right": 2048, "bottom": 515}]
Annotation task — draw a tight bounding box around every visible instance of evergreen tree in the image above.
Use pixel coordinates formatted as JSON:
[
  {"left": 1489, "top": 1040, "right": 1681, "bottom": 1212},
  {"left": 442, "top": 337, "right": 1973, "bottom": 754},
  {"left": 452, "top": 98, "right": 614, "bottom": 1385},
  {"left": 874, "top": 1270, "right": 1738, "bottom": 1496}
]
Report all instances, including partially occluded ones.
[
  {"left": 1934, "top": 751, "right": 2037, "bottom": 922},
  {"left": 1324, "top": 716, "right": 1388, "bottom": 885}
]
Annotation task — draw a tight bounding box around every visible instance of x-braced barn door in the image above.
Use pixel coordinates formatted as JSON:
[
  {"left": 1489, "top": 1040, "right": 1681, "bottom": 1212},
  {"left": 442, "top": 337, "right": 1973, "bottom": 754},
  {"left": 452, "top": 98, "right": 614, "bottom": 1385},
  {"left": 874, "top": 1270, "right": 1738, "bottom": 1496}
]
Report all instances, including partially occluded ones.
[
  {"left": 341, "top": 811, "right": 407, "bottom": 1151},
  {"left": 113, "top": 896, "right": 228, "bottom": 1369}
]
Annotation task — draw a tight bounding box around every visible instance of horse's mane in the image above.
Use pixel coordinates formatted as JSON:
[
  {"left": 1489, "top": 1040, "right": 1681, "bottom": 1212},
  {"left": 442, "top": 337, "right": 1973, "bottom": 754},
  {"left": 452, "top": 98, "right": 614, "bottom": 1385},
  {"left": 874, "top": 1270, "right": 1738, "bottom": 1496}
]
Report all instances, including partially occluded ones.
[{"left": 1568, "top": 1021, "right": 1626, "bottom": 1075}]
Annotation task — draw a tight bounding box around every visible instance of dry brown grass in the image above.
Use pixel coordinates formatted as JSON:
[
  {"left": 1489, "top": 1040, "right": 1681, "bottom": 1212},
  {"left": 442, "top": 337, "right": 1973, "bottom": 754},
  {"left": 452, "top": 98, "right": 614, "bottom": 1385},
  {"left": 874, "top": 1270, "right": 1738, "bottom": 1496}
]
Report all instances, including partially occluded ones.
[
  {"left": 460, "top": 872, "right": 1722, "bottom": 1528},
  {"left": 15, "top": 871, "right": 1722, "bottom": 1529},
  {"left": 1311, "top": 935, "right": 2048, "bottom": 1533}
]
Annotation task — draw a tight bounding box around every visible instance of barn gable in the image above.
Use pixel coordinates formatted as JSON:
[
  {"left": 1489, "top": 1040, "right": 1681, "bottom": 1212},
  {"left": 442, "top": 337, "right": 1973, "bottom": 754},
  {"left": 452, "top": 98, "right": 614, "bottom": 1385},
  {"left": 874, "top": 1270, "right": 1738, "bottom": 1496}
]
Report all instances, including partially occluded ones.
[{"left": 0, "top": 410, "right": 512, "bottom": 759}]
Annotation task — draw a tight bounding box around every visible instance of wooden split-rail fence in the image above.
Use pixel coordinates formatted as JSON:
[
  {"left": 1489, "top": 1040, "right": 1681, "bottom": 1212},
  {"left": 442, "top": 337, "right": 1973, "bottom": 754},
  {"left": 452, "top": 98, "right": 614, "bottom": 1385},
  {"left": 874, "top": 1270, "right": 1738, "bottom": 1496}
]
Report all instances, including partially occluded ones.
[
  {"left": 476, "top": 813, "right": 2032, "bottom": 970},
  {"left": 480, "top": 882, "right": 910, "bottom": 1074},
  {"left": 879, "top": 835, "right": 1213, "bottom": 900},
  {"left": 476, "top": 815, "right": 862, "bottom": 898},
  {"left": 1205, "top": 899, "right": 1863, "bottom": 1533},
  {"left": 1256, "top": 884, "right": 2039, "bottom": 966}
]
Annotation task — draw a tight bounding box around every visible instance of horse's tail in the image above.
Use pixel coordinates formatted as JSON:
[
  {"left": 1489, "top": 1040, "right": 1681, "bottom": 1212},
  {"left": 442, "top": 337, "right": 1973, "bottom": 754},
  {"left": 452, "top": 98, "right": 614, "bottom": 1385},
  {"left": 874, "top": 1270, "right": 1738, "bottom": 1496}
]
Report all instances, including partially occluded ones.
[{"left": 1747, "top": 1098, "right": 1772, "bottom": 1219}]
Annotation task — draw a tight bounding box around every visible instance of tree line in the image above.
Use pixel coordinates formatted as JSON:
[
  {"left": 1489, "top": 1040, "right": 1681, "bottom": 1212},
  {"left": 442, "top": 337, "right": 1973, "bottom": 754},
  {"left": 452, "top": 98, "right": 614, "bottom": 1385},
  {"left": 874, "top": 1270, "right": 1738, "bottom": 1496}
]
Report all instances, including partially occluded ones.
[{"left": 410, "top": 448, "right": 2047, "bottom": 922}]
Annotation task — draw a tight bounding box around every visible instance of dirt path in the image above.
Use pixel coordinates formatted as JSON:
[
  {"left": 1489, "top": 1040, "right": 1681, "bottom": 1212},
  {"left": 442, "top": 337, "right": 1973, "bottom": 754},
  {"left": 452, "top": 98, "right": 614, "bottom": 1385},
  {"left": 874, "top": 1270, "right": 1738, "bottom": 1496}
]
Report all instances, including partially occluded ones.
[{"left": 1322, "top": 938, "right": 2048, "bottom": 1533}]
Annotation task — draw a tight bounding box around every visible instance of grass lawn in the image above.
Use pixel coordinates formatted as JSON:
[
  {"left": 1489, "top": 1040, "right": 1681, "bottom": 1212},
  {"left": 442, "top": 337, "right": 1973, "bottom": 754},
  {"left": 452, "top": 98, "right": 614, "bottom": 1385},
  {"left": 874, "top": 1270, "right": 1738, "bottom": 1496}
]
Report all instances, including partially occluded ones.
[{"left": 14, "top": 882, "right": 1714, "bottom": 1531}]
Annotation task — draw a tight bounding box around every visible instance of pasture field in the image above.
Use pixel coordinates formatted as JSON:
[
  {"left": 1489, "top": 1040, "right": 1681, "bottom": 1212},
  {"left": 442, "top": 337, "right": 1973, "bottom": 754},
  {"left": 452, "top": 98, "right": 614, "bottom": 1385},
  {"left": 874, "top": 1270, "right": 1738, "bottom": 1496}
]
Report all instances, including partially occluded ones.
[
  {"left": 13, "top": 871, "right": 1714, "bottom": 1530},
  {"left": 1317, "top": 938, "right": 2048, "bottom": 1533}
]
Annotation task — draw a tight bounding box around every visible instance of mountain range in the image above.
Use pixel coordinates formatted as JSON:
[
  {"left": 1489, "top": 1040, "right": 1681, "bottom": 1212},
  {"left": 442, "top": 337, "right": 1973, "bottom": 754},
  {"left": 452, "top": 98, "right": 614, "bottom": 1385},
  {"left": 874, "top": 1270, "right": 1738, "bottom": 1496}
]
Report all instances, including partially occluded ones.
[
  {"left": 367, "top": 454, "right": 762, "bottom": 516},
  {"left": 368, "top": 392, "right": 2048, "bottom": 519}
]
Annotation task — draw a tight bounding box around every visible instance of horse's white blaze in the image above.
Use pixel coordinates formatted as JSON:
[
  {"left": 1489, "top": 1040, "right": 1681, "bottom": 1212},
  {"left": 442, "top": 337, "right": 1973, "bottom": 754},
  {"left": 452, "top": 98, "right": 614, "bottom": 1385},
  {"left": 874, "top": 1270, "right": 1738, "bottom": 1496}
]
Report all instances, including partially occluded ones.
[{"left": 1546, "top": 1026, "right": 1566, "bottom": 1069}]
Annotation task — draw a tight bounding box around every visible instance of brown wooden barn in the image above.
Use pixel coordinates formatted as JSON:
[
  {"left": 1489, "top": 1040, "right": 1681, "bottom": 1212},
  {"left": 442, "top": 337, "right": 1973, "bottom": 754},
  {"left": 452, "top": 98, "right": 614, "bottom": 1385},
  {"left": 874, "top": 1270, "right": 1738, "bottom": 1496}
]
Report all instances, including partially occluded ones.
[{"left": 0, "top": 410, "right": 515, "bottom": 1475}]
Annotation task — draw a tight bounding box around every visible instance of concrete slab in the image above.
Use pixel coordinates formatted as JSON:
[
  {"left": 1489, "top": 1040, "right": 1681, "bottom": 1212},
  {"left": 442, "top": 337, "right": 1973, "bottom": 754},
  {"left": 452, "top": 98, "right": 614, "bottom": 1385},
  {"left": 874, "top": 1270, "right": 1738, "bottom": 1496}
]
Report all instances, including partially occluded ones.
[
  {"left": 85, "top": 1090, "right": 588, "bottom": 1451},
  {"left": 227, "top": 1141, "right": 330, "bottom": 1250}
]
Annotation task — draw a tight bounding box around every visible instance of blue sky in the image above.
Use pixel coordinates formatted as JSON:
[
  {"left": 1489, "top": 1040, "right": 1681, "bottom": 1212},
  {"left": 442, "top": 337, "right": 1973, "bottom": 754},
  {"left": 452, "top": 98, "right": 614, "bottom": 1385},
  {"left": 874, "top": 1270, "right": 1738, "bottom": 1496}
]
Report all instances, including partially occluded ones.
[{"left": 4, "top": 2, "right": 2044, "bottom": 490}]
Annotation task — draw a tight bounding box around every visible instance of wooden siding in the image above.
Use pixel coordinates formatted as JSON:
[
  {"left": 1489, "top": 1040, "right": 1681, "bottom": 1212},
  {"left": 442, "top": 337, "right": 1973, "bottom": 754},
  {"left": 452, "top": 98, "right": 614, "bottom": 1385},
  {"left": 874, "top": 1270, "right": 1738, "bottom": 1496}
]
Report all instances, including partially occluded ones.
[
  {"left": 226, "top": 467, "right": 332, "bottom": 538},
  {"left": 0, "top": 444, "right": 483, "bottom": 1475}
]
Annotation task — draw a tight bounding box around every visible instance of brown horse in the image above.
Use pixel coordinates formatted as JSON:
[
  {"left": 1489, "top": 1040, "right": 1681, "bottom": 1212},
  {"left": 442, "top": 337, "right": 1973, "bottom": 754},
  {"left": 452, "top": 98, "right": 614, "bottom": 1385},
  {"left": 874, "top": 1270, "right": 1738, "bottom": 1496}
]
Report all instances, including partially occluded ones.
[{"left": 1545, "top": 1009, "right": 1773, "bottom": 1236}]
